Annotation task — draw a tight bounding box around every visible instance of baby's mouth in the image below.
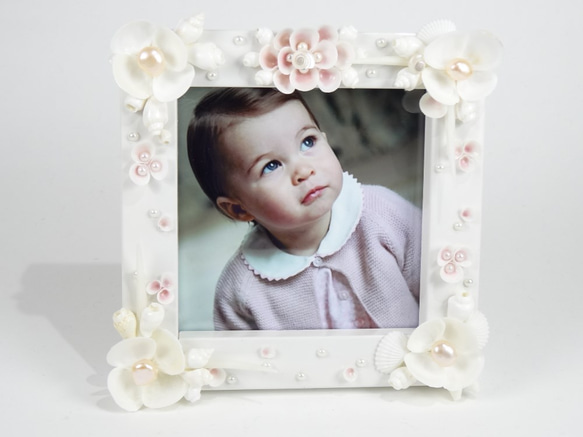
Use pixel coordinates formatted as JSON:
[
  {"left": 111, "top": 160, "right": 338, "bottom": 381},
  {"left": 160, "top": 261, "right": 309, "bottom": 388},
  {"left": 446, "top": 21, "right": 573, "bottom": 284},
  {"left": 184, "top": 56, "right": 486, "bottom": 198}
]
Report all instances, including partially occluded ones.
[{"left": 302, "top": 186, "right": 326, "bottom": 205}]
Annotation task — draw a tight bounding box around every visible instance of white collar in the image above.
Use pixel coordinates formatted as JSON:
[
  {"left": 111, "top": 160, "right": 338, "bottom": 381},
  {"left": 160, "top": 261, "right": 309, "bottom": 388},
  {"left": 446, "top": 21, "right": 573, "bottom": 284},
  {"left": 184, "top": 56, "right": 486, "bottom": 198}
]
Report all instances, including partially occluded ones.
[{"left": 241, "top": 172, "right": 363, "bottom": 281}]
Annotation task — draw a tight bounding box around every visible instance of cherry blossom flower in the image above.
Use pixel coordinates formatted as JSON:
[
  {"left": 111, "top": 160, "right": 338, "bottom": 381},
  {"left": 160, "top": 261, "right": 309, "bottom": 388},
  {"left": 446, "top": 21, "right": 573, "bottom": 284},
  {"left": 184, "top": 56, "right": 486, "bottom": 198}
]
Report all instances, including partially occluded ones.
[
  {"left": 258, "top": 26, "right": 354, "bottom": 93},
  {"left": 403, "top": 317, "right": 485, "bottom": 394},
  {"left": 455, "top": 140, "right": 481, "bottom": 173},
  {"left": 107, "top": 329, "right": 187, "bottom": 411},
  {"left": 129, "top": 143, "right": 168, "bottom": 186},
  {"left": 437, "top": 246, "right": 471, "bottom": 283},
  {"left": 111, "top": 21, "right": 194, "bottom": 102}
]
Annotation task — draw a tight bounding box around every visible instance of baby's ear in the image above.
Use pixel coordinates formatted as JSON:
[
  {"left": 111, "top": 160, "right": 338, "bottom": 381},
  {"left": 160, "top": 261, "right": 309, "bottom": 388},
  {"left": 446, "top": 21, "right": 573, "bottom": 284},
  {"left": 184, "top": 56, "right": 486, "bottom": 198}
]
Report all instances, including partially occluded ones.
[{"left": 216, "top": 196, "right": 254, "bottom": 222}]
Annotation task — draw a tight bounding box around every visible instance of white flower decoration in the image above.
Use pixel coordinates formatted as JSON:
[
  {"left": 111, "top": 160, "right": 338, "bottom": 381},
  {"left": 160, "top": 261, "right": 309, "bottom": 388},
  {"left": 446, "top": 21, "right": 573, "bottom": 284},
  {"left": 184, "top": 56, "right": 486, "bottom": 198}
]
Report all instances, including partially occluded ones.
[
  {"left": 107, "top": 329, "right": 187, "bottom": 411},
  {"left": 437, "top": 246, "right": 471, "bottom": 283},
  {"left": 111, "top": 21, "right": 194, "bottom": 102},
  {"left": 129, "top": 143, "right": 168, "bottom": 186},
  {"left": 403, "top": 317, "right": 485, "bottom": 393}
]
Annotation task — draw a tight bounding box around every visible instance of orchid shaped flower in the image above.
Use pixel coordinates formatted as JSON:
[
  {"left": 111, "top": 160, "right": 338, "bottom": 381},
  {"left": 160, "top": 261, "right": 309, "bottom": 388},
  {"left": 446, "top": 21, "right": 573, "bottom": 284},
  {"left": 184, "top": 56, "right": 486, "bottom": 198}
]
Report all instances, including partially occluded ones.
[
  {"left": 258, "top": 26, "right": 354, "bottom": 93},
  {"left": 129, "top": 143, "right": 168, "bottom": 186},
  {"left": 111, "top": 21, "right": 194, "bottom": 102},
  {"left": 437, "top": 246, "right": 471, "bottom": 283},
  {"left": 107, "top": 328, "right": 187, "bottom": 411},
  {"left": 403, "top": 317, "right": 485, "bottom": 396}
]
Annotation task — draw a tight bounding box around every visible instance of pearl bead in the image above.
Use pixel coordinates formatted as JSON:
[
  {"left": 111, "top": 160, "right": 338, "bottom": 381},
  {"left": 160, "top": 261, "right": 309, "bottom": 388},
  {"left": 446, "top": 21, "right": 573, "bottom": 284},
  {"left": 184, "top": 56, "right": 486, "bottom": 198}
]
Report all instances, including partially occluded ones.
[
  {"left": 131, "top": 359, "right": 158, "bottom": 386},
  {"left": 297, "top": 42, "right": 308, "bottom": 51},
  {"left": 138, "top": 151, "right": 151, "bottom": 162},
  {"left": 343, "top": 367, "right": 357, "bottom": 382},
  {"left": 376, "top": 38, "right": 388, "bottom": 48},
  {"left": 313, "top": 52, "right": 322, "bottom": 63},
  {"left": 455, "top": 251, "right": 466, "bottom": 263},
  {"left": 296, "top": 372, "right": 306, "bottom": 381},
  {"left": 430, "top": 340, "right": 457, "bottom": 367},
  {"left": 136, "top": 165, "right": 148, "bottom": 177},
  {"left": 444, "top": 262, "right": 456, "bottom": 274},
  {"left": 355, "top": 359, "right": 366, "bottom": 368},
  {"left": 127, "top": 132, "right": 140, "bottom": 142},
  {"left": 446, "top": 58, "right": 473, "bottom": 81},
  {"left": 206, "top": 71, "right": 218, "bottom": 81},
  {"left": 233, "top": 35, "right": 246, "bottom": 45},
  {"left": 365, "top": 69, "right": 377, "bottom": 78},
  {"left": 434, "top": 164, "right": 445, "bottom": 173},
  {"left": 148, "top": 209, "right": 160, "bottom": 218},
  {"left": 441, "top": 250, "right": 452, "bottom": 261},
  {"left": 137, "top": 46, "right": 166, "bottom": 77},
  {"left": 149, "top": 160, "right": 162, "bottom": 172},
  {"left": 408, "top": 54, "right": 425, "bottom": 72},
  {"left": 453, "top": 222, "right": 464, "bottom": 231},
  {"left": 463, "top": 279, "right": 474, "bottom": 287},
  {"left": 316, "top": 348, "right": 328, "bottom": 358},
  {"left": 227, "top": 375, "right": 238, "bottom": 384}
]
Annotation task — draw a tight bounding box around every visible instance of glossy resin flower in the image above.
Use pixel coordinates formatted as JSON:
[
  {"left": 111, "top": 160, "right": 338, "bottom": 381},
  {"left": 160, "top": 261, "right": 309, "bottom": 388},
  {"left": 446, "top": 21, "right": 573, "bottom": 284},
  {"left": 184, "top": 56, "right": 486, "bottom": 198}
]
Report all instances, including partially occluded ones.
[
  {"left": 111, "top": 21, "right": 194, "bottom": 102},
  {"left": 259, "top": 26, "right": 354, "bottom": 93},
  {"left": 107, "top": 329, "right": 187, "bottom": 411},
  {"left": 129, "top": 143, "right": 168, "bottom": 186},
  {"left": 421, "top": 30, "right": 502, "bottom": 106},
  {"left": 404, "top": 318, "right": 484, "bottom": 392}
]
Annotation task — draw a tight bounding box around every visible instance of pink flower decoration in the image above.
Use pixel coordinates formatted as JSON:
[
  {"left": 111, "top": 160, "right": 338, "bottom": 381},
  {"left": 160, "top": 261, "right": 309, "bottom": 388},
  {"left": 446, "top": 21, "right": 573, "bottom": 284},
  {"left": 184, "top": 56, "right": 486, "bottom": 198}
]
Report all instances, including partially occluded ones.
[
  {"left": 129, "top": 143, "right": 168, "bottom": 185},
  {"left": 259, "top": 26, "right": 354, "bottom": 93},
  {"left": 437, "top": 246, "right": 471, "bottom": 283},
  {"left": 455, "top": 140, "right": 481, "bottom": 173},
  {"left": 146, "top": 273, "right": 175, "bottom": 305}
]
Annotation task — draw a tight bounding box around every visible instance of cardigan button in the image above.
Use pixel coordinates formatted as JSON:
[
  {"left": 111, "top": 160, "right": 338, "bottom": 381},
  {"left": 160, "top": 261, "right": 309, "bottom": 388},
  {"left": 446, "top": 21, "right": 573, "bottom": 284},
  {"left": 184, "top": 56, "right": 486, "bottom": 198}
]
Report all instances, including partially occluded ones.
[{"left": 312, "top": 256, "right": 323, "bottom": 267}]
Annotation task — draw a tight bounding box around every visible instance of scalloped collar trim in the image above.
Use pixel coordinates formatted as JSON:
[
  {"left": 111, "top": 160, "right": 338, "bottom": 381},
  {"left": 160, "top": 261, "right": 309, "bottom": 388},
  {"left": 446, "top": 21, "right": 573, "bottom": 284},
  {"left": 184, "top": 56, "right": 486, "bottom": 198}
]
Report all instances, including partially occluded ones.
[{"left": 241, "top": 172, "right": 363, "bottom": 281}]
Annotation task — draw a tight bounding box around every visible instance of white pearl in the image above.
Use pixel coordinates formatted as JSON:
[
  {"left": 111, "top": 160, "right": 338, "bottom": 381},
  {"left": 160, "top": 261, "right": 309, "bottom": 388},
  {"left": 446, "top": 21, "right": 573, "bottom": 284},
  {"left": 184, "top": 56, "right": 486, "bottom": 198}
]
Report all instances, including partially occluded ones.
[
  {"left": 453, "top": 222, "right": 464, "bottom": 231},
  {"left": 148, "top": 209, "right": 160, "bottom": 218},
  {"left": 463, "top": 279, "right": 474, "bottom": 287},
  {"left": 444, "top": 262, "right": 456, "bottom": 274},
  {"left": 430, "top": 340, "right": 457, "bottom": 367},
  {"left": 355, "top": 359, "right": 366, "bottom": 368},
  {"left": 446, "top": 58, "right": 473, "bottom": 81},
  {"left": 376, "top": 38, "right": 388, "bottom": 48},
  {"left": 138, "top": 151, "right": 151, "bottom": 162},
  {"left": 316, "top": 348, "right": 328, "bottom": 358},
  {"left": 408, "top": 54, "right": 425, "bottom": 72},
  {"left": 455, "top": 251, "right": 466, "bottom": 263},
  {"left": 233, "top": 35, "right": 246, "bottom": 45},
  {"left": 434, "top": 164, "right": 445, "bottom": 173},
  {"left": 131, "top": 359, "right": 158, "bottom": 386},
  {"left": 365, "top": 69, "right": 377, "bottom": 78},
  {"left": 296, "top": 372, "right": 306, "bottom": 381},
  {"left": 441, "top": 250, "right": 452, "bottom": 261},
  {"left": 343, "top": 367, "right": 357, "bottom": 382},
  {"left": 127, "top": 132, "right": 140, "bottom": 142},
  {"left": 206, "top": 71, "right": 218, "bottom": 81},
  {"left": 137, "top": 46, "right": 166, "bottom": 77},
  {"left": 136, "top": 165, "right": 148, "bottom": 176},
  {"left": 297, "top": 42, "right": 308, "bottom": 51},
  {"left": 227, "top": 375, "right": 238, "bottom": 384},
  {"left": 149, "top": 160, "right": 162, "bottom": 172}
]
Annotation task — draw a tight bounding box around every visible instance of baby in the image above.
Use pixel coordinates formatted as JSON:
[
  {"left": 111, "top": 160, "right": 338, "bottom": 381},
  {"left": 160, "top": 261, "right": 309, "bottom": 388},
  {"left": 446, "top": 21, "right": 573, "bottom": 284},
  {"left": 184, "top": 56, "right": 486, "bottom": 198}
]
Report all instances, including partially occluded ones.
[{"left": 187, "top": 88, "right": 421, "bottom": 331}]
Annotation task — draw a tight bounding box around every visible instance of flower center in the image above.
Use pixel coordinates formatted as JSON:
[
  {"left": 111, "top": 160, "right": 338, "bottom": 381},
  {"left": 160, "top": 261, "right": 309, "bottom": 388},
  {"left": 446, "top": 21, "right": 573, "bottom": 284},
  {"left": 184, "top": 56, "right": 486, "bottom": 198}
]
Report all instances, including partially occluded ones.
[
  {"left": 287, "top": 45, "right": 316, "bottom": 73},
  {"left": 137, "top": 46, "right": 167, "bottom": 77},
  {"left": 430, "top": 340, "right": 457, "bottom": 367},
  {"left": 131, "top": 359, "right": 158, "bottom": 385},
  {"left": 446, "top": 58, "right": 473, "bottom": 81}
]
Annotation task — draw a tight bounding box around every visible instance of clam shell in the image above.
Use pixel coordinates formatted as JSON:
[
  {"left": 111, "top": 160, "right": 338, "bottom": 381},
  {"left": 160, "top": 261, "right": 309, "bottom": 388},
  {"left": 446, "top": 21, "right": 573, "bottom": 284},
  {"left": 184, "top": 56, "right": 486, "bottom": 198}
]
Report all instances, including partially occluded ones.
[
  {"left": 375, "top": 331, "right": 408, "bottom": 374},
  {"left": 417, "top": 19, "right": 456, "bottom": 45},
  {"left": 466, "top": 311, "right": 489, "bottom": 350}
]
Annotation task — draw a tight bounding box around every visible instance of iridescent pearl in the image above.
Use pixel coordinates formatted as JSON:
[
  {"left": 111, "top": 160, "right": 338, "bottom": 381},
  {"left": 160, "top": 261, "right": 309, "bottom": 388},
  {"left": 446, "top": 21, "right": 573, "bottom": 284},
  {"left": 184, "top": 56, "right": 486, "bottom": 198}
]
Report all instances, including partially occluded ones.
[
  {"left": 226, "top": 375, "right": 238, "bottom": 384},
  {"left": 131, "top": 359, "right": 158, "bottom": 385},
  {"left": 313, "top": 52, "right": 322, "bottom": 63},
  {"left": 127, "top": 132, "right": 140, "bottom": 142},
  {"left": 233, "top": 35, "right": 246, "bottom": 45},
  {"left": 455, "top": 251, "right": 466, "bottom": 263},
  {"left": 444, "top": 262, "right": 456, "bottom": 274},
  {"left": 463, "top": 279, "right": 474, "bottom": 287},
  {"left": 316, "top": 348, "right": 328, "bottom": 358},
  {"left": 138, "top": 151, "right": 151, "bottom": 162},
  {"left": 441, "top": 250, "right": 452, "bottom": 261},
  {"left": 296, "top": 372, "right": 306, "bottom": 381},
  {"left": 137, "top": 46, "right": 166, "bottom": 77},
  {"left": 430, "top": 340, "right": 457, "bottom": 367},
  {"left": 206, "top": 71, "right": 218, "bottom": 81},
  {"left": 297, "top": 42, "right": 309, "bottom": 51},
  {"left": 136, "top": 165, "right": 148, "bottom": 177},
  {"left": 446, "top": 58, "right": 472, "bottom": 81},
  {"left": 408, "top": 54, "right": 426, "bottom": 72},
  {"left": 355, "top": 358, "right": 367, "bottom": 368},
  {"left": 453, "top": 222, "right": 464, "bottom": 231},
  {"left": 376, "top": 38, "right": 388, "bottom": 48},
  {"left": 149, "top": 160, "right": 162, "bottom": 172},
  {"left": 365, "top": 69, "right": 377, "bottom": 78}
]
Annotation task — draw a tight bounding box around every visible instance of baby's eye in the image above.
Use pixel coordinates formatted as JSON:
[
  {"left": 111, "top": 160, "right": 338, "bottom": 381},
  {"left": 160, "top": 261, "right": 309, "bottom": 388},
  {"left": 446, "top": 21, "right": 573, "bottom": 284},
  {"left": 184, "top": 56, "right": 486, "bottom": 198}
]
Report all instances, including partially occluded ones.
[
  {"left": 300, "top": 136, "right": 316, "bottom": 151},
  {"left": 262, "top": 160, "right": 281, "bottom": 175}
]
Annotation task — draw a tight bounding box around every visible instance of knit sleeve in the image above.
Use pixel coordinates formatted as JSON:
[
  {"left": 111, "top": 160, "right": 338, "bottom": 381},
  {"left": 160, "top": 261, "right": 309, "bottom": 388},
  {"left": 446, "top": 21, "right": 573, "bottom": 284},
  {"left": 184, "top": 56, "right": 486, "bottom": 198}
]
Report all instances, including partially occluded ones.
[
  {"left": 213, "top": 254, "right": 258, "bottom": 330},
  {"left": 364, "top": 185, "right": 422, "bottom": 302}
]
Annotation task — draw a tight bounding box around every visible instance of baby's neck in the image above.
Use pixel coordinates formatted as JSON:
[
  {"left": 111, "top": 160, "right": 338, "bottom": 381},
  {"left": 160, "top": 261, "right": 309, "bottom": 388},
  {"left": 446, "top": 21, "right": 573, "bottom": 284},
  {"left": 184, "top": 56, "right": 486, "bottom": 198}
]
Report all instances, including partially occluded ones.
[{"left": 266, "top": 212, "right": 331, "bottom": 257}]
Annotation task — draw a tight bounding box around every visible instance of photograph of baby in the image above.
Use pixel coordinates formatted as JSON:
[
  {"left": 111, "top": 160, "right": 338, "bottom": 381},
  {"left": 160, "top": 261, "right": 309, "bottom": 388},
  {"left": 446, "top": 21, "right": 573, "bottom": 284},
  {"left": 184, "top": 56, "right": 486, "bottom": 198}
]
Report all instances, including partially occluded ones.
[{"left": 178, "top": 87, "right": 425, "bottom": 332}]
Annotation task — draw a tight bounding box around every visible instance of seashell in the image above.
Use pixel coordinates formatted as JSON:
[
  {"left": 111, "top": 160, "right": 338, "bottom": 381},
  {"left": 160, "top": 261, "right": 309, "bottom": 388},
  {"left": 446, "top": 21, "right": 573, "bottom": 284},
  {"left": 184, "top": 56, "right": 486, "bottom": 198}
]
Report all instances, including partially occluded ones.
[
  {"left": 255, "top": 28, "right": 274, "bottom": 46},
  {"left": 388, "top": 367, "right": 416, "bottom": 390},
  {"left": 113, "top": 307, "right": 137, "bottom": 339},
  {"left": 466, "top": 311, "right": 489, "bottom": 350},
  {"left": 183, "top": 368, "right": 212, "bottom": 387},
  {"left": 391, "top": 36, "right": 423, "bottom": 58},
  {"left": 243, "top": 51, "right": 260, "bottom": 68},
  {"left": 143, "top": 98, "right": 169, "bottom": 136},
  {"left": 188, "top": 42, "right": 225, "bottom": 71},
  {"left": 341, "top": 67, "right": 359, "bottom": 88},
  {"left": 186, "top": 348, "right": 214, "bottom": 368},
  {"left": 395, "top": 68, "right": 420, "bottom": 91},
  {"left": 157, "top": 129, "right": 171, "bottom": 145},
  {"left": 338, "top": 25, "right": 358, "bottom": 41},
  {"left": 447, "top": 290, "right": 475, "bottom": 321},
  {"left": 417, "top": 19, "right": 457, "bottom": 45},
  {"left": 175, "top": 13, "right": 205, "bottom": 44},
  {"left": 124, "top": 95, "right": 146, "bottom": 113},
  {"left": 375, "top": 331, "right": 408, "bottom": 373},
  {"left": 208, "top": 368, "right": 227, "bottom": 387},
  {"left": 255, "top": 70, "right": 274, "bottom": 86},
  {"left": 419, "top": 92, "right": 448, "bottom": 119},
  {"left": 139, "top": 303, "right": 165, "bottom": 337},
  {"left": 456, "top": 100, "right": 478, "bottom": 123}
]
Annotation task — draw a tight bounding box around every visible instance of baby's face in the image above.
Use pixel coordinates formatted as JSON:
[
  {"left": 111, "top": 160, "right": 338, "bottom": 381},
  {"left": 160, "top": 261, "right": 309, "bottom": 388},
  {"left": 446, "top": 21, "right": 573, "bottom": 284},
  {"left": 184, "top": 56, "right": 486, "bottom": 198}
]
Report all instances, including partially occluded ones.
[{"left": 219, "top": 100, "right": 343, "bottom": 235}]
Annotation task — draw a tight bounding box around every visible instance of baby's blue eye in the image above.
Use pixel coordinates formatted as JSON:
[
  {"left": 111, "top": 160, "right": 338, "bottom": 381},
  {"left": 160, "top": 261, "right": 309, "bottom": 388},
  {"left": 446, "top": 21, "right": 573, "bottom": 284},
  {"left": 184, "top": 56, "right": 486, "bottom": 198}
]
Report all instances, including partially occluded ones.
[
  {"left": 262, "top": 160, "right": 281, "bottom": 175},
  {"left": 301, "top": 136, "right": 316, "bottom": 151}
]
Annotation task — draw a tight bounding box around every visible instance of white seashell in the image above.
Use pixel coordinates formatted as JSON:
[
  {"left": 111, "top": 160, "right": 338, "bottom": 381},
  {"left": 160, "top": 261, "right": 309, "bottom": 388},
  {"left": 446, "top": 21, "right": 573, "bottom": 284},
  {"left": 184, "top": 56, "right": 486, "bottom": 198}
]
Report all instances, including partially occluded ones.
[
  {"left": 124, "top": 95, "right": 146, "bottom": 113},
  {"left": 338, "top": 25, "right": 358, "bottom": 41},
  {"left": 157, "top": 129, "right": 171, "bottom": 145},
  {"left": 456, "top": 100, "right": 479, "bottom": 123},
  {"left": 175, "top": 13, "right": 205, "bottom": 44},
  {"left": 113, "top": 308, "right": 137, "bottom": 339},
  {"left": 388, "top": 367, "right": 416, "bottom": 390},
  {"left": 392, "top": 36, "right": 423, "bottom": 58},
  {"left": 341, "top": 67, "right": 359, "bottom": 88},
  {"left": 375, "top": 331, "right": 408, "bottom": 373},
  {"left": 395, "top": 68, "right": 420, "bottom": 91},
  {"left": 255, "top": 70, "right": 274, "bottom": 86},
  {"left": 188, "top": 42, "right": 225, "bottom": 71},
  {"left": 466, "top": 311, "right": 489, "bottom": 350},
  {"left": 447, "top": 289, "right": 475, "bottom": 321},
  {"left": 255, "top": 28, "right": 274, "bottom": 46},
  {"left": 417, "top": 19, "right": 457, "bottom": 44},
  {"left": 186, "top": 348, "right": 214, "bottom": 368},
  {"left": 419, "top": 93, "right": 448, "bottom": 119},
  {"left": 143, "top": 98, "right": 169, "bottom": 136},
  {"left": 183, "top": 368, "right": 213, "bottom": 387},
  {"left": 139, "top": 303, "right": 165, "bottom": 337},
  {"left": 243, "top": 51, "right": 260, "bottom": 68}
]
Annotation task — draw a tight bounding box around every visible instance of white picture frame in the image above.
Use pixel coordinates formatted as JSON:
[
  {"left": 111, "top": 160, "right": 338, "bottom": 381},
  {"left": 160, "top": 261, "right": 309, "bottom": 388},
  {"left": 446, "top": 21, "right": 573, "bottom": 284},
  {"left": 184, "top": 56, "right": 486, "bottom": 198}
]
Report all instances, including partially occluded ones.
[{"left": 108, "top": 14, "right": 502, "bottom": 411}]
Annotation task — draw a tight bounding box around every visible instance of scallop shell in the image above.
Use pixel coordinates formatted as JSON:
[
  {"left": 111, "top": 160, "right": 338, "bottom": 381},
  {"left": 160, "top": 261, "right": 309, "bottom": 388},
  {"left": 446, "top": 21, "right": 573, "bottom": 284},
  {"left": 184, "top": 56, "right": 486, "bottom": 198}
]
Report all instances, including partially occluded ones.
[
  {"left": 417, "top": 19, "right": 457, "bottom": 45},
  {"left": 186, "top": 348, "right": 214, "bottom": 369},
  {"left": 466, "top": 311, "right": 489, "bottom": 350},
  {"left": 375, "top": 331, "right": 408, "bottom": 374}
]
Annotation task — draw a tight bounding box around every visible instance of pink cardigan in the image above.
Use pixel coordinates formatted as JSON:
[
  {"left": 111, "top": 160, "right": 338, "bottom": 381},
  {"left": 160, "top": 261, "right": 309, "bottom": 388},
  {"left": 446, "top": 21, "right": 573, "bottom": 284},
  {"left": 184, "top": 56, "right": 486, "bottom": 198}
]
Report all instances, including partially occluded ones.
[{"left": 214, "top": 177, "right": 421, "bottom": 330}]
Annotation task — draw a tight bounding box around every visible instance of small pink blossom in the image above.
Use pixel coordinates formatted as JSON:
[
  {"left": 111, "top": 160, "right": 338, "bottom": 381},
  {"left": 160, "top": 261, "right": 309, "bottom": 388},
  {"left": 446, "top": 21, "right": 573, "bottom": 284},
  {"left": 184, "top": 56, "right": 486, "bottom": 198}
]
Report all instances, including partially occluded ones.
[
  {"left": 455, "top": 140, "right": 480, "bottom": 173},
  {"left": 259, "top": 26, "right": 354, "bottom": 93},
  {"left": 437, "top": 246, "right": 471, "bottom": 283},
  {"left": 146, "top": 273, "right": 175, "bottom": 305},
  {"left": 129, "top": 143, "right": 168, "bottom": 185}
]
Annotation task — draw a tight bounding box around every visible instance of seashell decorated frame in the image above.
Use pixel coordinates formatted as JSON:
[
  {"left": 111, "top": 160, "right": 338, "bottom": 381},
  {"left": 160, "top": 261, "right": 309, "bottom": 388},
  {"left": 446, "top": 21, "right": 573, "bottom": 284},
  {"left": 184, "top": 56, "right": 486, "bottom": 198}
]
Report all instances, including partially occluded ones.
[{"left": 109, "top": 14, "right": 502, "bottom": 411}]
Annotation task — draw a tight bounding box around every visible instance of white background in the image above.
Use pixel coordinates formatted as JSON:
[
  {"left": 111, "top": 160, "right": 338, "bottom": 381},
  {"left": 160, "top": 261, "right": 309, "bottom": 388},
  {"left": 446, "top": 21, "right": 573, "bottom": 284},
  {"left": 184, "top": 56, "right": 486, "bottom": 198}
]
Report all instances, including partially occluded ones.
[{"left": 2, "top": 0, "right": 581, "bottom": 435}]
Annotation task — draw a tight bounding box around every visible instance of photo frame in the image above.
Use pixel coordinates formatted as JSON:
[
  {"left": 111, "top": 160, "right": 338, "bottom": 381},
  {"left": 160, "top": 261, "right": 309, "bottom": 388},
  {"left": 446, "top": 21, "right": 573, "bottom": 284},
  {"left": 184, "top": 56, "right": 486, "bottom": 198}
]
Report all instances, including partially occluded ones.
[{"left": 108, "top": 14, "right": 502, "bottom": 411}]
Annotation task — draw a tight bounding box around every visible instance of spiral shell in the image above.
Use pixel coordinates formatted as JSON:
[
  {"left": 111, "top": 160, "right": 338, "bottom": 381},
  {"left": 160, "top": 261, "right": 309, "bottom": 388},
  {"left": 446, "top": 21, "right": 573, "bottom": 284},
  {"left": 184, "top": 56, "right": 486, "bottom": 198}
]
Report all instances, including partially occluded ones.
[
  {"left": 417, "top": 19, "right": 456, "bottom": 45},
  {"left": 175, "top": 13, "right": 205, "bottom": 44},
  {"left": 392, "top": 36, "right": 423, "bottom": 58},
  {"left": 186, "top": 348, "right": 214, "bottom": 368},
  {"left": 375, "top": 331, "right": 408, "bottom": 374},
  {"left": 395, "top": 68, "right": 420, "bottom": 91}
]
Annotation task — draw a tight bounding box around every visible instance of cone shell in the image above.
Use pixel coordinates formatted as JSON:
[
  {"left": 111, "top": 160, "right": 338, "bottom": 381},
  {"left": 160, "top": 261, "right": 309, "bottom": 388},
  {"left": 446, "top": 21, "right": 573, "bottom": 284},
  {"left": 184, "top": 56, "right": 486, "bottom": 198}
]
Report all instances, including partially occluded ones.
[{"left": 375, "top": 331, "right": 408, "bottom": 374}]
